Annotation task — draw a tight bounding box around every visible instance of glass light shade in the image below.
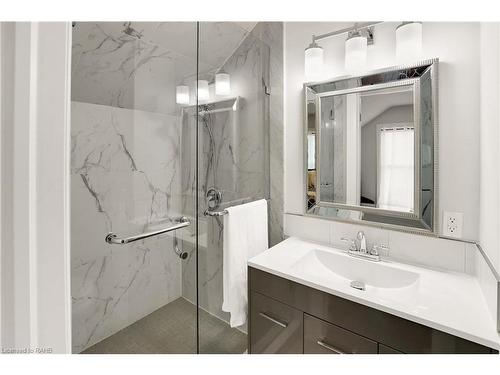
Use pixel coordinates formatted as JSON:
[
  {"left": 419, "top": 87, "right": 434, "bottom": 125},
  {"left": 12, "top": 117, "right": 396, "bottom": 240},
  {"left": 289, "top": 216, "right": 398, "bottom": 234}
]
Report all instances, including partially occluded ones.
[
  {"left": 345, "top": 33, "right": 367, "bottom": 74},
  {"left": 396, "top": 22, "right": 422, "bottom": 65},
  {"left": 215, "top": 72, "right": 231, "bottom": 96},
  {"left": 197, "top": 80, "right": 209, "bottom": 102},
  {"left": 304, "top": 43, "right": 324, "bottom": 79},
  {"left": 176, "top": 85, "right": 190, "bottom": 105}
]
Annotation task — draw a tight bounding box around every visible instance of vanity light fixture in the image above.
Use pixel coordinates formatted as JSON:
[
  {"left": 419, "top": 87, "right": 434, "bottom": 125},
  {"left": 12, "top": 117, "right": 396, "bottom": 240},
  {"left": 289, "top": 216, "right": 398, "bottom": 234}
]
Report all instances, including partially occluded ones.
[
  {"left": 345, "top": 28, "right": 368, "bottom": 73},
  {"left": 176, "top": 85, "right": 190, "bottom": 105},
  {"left": 304, "top": 22, "right": 379, "bottom": 79},
  {"left": 197, "top": 80, "right": 209, "bottom": 102},
  {"left": 396, "top": 22, "right": 422, "bottom": 64},
  {"left": 215, "top": 71, "right": 231, "bottom": 96},
  {"left": 304, "top": 39, "right": 324, "bottom": 79}
]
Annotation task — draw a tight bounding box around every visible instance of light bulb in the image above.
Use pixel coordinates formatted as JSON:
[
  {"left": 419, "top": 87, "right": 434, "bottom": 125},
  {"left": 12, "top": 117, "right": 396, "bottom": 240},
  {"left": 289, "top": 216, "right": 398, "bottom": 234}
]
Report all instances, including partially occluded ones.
[
  {"left": 305, "top": 41, "right": 324, "bottom": 80},
  {"left": 215, "top": 72, "right": 231, "bottom": 96},
  {"left": 176, "top": 85, "right": 190, "bottom": 105},
  {"left": 396, "top": 22, "right": 422, "bottom": 65},
  {"left": 197, "top": 80, "right": 209, "bottom": 102},
  {"left": 345, "top": 31, "right": 367, "bottom": 74}
]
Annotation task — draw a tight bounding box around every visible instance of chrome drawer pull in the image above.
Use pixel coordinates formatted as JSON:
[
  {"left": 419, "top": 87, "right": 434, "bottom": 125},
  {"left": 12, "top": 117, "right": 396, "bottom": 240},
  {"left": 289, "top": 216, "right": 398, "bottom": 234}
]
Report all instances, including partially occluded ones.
[
  {"left": 316, "top": 340, "right": 345, "bottom": 354},
  {"left": 258, "top": 312, "right": 288, "bottom": 328}
]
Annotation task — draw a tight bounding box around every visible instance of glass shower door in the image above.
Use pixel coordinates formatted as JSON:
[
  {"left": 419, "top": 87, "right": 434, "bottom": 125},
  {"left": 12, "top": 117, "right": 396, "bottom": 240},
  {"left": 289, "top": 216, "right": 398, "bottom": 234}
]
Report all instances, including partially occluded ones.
[
  {"left": 70, "top": 21, "right": 199, "bottom": 354},
  {"left": 194, "top": 22, "right": 271, "bottom": 354}
]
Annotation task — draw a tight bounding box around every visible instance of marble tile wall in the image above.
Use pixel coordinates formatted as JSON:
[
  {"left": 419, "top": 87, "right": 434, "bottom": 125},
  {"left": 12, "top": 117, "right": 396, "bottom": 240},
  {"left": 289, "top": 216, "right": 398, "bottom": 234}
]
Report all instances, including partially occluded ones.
[
  {"left": 258, "top": 22, "right": 285, "bottom": 247},
  {"left": 71, "top": 22, "right": 249, "bottom": 115},
  {"left": 71, "top": 101, "right": 187, "bottom": 352}
]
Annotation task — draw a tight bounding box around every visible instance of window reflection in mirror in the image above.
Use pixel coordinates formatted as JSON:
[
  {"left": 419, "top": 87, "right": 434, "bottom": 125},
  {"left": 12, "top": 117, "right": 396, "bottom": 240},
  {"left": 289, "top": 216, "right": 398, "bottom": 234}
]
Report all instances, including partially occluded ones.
[
  {"left": 361, "top": 86, "right": 414, "bottom": 213},
  {"left": 317, "top": 85, "right": 416, "bottom": 215},
  {"left": 306, "top": 95, "right": 317, "bottom": 209}
]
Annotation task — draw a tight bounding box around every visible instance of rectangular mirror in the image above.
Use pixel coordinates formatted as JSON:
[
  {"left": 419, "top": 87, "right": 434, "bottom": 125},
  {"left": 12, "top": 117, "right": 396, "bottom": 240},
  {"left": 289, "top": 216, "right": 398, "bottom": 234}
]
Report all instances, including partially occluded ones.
[{"left": 305, "top": 60, "right": 437, "bottom": 233}]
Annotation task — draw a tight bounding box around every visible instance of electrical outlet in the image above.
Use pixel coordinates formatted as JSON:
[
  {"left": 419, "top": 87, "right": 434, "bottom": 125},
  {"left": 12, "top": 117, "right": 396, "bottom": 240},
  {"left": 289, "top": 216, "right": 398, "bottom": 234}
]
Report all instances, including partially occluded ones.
[{"left": 442, "top": 211, "right": 463, "bottom": 238}]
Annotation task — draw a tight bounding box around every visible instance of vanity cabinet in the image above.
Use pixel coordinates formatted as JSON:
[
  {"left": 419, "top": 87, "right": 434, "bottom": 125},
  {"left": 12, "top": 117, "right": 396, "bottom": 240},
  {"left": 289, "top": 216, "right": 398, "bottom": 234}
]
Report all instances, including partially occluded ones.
[
  {"left": 250, "top": 291, "right": 303, "bottom": 353},
  {"left": 248, "top": 267, "right": 498, "bottom": 354}
]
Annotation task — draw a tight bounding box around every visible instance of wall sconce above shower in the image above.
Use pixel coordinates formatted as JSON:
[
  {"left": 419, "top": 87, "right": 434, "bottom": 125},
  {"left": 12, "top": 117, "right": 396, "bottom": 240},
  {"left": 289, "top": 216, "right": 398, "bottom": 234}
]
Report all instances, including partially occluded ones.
[
  {"left": 215, "top": 72, "right": 231, "bottom": 96},
  {"left": 176, "top": 85, "right": 190, "bottom": 105},
  {"left": 197, "top": 80, "right": 210, "bottom": 102},
  {"left": 177, "top": 72, "right": 232, "bottom": 106}
]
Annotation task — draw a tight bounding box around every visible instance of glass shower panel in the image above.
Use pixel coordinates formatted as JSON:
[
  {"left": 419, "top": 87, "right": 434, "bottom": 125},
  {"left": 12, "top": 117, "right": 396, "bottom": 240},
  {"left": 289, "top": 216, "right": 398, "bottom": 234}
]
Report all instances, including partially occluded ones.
[
  {"left": 70, "top": 22, "right": 198, "bottom": 353},
  {"left": 195, "top": 22, "right": 271, "bottom": 354}
]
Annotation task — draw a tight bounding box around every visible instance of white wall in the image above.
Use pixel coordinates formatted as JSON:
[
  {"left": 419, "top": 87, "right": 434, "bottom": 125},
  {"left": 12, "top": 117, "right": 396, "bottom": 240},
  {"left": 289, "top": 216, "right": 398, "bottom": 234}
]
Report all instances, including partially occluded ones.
[
  {"left": 479, "top": 22, "right": 500, "bottom": 275},
  {"left": 35, "top": 22, "right": 72, "bottom": 353},
  {"left": 284, "top": 22, "right": 480, "bottom": 240},
  {"left": 0, "top": 22, "right": 71, "bottom": 353},
  {"left": 1, "top": 22, "right": 15, "bottom": 349},
  {"left": 476, "top": 22, "right": 500, "bottom": 325}
]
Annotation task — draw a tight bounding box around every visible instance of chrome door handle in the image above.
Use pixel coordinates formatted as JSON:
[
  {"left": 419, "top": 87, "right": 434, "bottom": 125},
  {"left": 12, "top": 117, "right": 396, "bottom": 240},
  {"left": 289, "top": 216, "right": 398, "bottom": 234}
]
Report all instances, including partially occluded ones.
[
  {"left": 204, "top": 209, "right": 228, "bottom": 217},
  {"left": 258, "top": 312, "right": 288, "bottom": 328},
  {"left": 316, "top": 340, "right": 346, "bottom": 354},
  {"left": 105, "top": 217, "right": 190, "bottom": 245}
]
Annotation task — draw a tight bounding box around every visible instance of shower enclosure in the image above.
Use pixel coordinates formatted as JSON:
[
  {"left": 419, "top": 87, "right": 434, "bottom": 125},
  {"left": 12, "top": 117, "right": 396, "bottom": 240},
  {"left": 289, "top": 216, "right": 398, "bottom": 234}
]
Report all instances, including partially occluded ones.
[{"left": 70, "top": 22, "right": 283, "bottom": 353}]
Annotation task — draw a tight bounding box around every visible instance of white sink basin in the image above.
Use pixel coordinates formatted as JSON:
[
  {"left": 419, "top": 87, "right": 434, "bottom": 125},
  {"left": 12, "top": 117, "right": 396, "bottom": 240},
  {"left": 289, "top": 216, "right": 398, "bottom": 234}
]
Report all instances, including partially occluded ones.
[{"left": 289, "top": 248, "right": 419, "bottom": 289}]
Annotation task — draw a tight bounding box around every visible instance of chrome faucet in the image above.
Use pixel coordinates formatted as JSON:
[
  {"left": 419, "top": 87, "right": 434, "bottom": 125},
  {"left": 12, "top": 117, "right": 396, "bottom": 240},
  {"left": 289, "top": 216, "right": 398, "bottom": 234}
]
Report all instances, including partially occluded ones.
[
  {"left": 340, "top": 231, "right": 388, "bottom": 262},
  {"left": 357, "top": 231, "right": 367, "bottom": 253}
]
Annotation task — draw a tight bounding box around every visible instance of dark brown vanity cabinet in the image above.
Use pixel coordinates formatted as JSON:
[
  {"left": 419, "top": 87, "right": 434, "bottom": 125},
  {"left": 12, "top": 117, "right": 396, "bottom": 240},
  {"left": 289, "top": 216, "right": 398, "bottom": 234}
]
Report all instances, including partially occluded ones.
[
  {"left": 250, "top": 291, "right": 303, "bottom": 353},
  {"left": 248, "top": 267, "right": 498, "bottom": 354}
]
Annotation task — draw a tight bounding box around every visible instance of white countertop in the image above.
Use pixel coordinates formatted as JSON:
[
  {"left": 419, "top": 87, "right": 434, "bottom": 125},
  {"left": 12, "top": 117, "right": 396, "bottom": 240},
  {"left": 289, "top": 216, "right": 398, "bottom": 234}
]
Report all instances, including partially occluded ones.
[{"left": 248, "top": 237, "right": 500, "bottom": 350}]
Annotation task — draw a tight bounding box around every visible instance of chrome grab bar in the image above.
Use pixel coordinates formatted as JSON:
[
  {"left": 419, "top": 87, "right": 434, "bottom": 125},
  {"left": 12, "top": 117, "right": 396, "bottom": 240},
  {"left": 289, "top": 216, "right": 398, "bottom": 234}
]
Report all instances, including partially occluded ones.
[{"left": 105, "top": 217, "right": 190, "bottom": 245}]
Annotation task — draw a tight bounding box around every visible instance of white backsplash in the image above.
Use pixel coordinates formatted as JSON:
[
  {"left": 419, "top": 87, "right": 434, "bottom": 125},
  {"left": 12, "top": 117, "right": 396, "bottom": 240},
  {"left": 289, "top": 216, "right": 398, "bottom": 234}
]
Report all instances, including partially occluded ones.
[
  {"left": 469, "top": 242, "right": 499, "bottom": 327},
  {"left": 284, "top": 214, "right": 469, "bottom": 273}
]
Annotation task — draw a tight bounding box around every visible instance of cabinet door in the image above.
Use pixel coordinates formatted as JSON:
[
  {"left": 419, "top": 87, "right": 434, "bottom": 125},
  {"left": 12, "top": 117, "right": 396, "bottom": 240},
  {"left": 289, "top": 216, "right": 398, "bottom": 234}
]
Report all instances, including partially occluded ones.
[
  {"left": 304, "top": 314, "right": 377, "bottom": 354},
  {"left": 249, "top": 291, "right": 303, "bottom": 354}
]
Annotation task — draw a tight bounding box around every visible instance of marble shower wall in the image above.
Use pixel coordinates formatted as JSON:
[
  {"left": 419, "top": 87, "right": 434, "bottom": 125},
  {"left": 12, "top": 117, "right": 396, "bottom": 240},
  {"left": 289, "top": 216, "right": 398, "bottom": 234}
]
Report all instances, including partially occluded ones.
[
  {"left": 72, "top": 22, "right": 254, "bottom": 114},
  {"left": 181, "top": 22, "right": 284, "bottom": 326},
  {"left": 71, "top": 102, "right": 188, "bottom": 353},
  {"left": 259, "top": 22, "right": 285, "bottom": 248}
]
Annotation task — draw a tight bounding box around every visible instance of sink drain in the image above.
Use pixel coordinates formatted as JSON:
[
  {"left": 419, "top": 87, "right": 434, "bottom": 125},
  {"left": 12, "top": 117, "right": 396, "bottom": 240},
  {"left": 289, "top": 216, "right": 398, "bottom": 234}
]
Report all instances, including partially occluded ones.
[{"left": 350, "top": 280, "right": 365, "bottom": 291}]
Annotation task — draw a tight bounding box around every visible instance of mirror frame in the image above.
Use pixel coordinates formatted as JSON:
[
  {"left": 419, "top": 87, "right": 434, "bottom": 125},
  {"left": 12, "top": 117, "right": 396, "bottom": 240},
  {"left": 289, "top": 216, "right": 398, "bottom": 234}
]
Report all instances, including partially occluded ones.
[{"left": 303, "top": 59, "right": 439, "bottom": 235}]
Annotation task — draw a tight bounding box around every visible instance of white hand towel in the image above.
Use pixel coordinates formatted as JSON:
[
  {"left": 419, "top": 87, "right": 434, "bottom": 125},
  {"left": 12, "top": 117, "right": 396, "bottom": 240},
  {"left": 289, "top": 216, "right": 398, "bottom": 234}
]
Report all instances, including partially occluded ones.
[{"left": 222, "top": 199, "right": 268, "bottom": 327}]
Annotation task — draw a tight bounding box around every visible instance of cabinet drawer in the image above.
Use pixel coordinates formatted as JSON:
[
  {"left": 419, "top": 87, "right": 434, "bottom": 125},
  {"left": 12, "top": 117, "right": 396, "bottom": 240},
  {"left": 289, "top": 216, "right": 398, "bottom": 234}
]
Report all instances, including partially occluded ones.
[
  {"left": 250, "top": 291, "right": 303, "bottom": 354},
  {"left": 378, "top": 344, "right": 404, "bottom": 354},
  {"left": 304, "top": 314, "right": 377, "bottom": 354}
]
